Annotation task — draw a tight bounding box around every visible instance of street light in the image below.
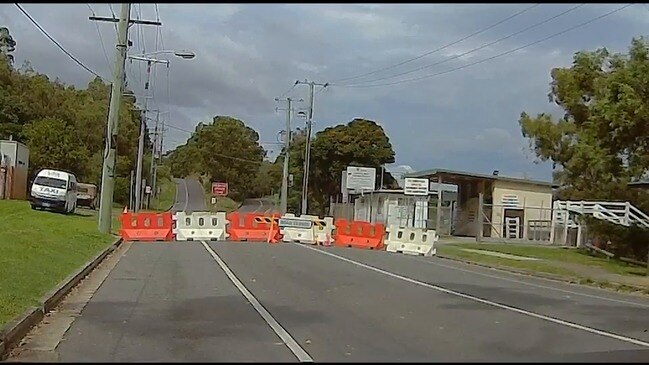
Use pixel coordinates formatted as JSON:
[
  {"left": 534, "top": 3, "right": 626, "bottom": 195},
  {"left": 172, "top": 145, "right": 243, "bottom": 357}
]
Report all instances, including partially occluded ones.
[
  {"left": 128, "top": 50, "right": 195, "bottom": 212},
  {"left": 136, "top": 49, "right": 196, "bottom": 59}
]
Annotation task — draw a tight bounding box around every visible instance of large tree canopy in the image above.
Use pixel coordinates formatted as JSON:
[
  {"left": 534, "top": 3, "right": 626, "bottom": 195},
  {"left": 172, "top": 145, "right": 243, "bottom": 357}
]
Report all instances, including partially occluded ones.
[
  {"left": 0, "top": 51, "right": 144, "bottom": 205},
  {"left": 520, "top": 37, "right": 649, "bottom": 202},
  {"left": 519, "top": 37, "right": 649, "bottom": 259},
  {"left": 167, "top": 116, "right": 266, "bottom": 201}
]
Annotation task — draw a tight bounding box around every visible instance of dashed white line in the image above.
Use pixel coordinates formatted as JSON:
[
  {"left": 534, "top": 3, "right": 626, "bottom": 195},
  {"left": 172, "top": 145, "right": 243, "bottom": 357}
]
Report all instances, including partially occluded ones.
[
  {"left": 296, "top": 243, "right": 649, "bottom": 349},
  {"left": 201, "top": 241, "right": 313, "bottom": 362}
]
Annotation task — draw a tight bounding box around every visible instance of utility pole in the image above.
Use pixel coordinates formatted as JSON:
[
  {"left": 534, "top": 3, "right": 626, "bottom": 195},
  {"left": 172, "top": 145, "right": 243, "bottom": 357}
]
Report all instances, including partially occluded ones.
[
  {"left": 275, "top": 97, "right": 303, "bottom": 214},
  {"left": 134, "top": 60, "right": 152, "bottom": 212},
  {"left": 149, "top": 110, "right": 159, "bottom": 198},
  {"left": 295, "top": 79, "right": 327, "bottom": 215},
  {"left": 93, "top": 6, "right": 162, "bottom": 233},
  {"left": 96, "top": 4, "right": 130, "bottom": 233}
]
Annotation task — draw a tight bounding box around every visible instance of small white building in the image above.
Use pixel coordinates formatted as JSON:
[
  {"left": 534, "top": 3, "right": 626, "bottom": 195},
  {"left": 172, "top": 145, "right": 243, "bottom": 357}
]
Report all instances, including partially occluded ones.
[{"left": 0, "top": 139, "right": 30, "bottom": 200}]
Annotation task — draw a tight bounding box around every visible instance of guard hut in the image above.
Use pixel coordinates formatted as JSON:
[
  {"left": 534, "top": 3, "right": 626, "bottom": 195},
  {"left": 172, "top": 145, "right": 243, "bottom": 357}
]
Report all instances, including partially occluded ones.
[{"left": 405, "top": 168, "right": 555, "bottom": 242}]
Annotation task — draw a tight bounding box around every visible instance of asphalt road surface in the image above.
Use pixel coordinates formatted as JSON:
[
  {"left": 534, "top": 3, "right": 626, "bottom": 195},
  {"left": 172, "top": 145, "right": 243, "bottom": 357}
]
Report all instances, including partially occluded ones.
[
  {"left": 9, "top": 181, "right": 649, "bottom": 362},
  {"left": 170, "top": 177, "right": 206, "bottom": 213},
  {"left": 237, "top": 197, "right": 278, "bottom": 214}
]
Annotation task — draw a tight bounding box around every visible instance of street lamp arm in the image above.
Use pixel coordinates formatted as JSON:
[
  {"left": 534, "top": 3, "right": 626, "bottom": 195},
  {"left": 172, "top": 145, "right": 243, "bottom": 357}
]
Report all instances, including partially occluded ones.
[{"left": 137, "top": 49, "right": 196, "bottom": 59}]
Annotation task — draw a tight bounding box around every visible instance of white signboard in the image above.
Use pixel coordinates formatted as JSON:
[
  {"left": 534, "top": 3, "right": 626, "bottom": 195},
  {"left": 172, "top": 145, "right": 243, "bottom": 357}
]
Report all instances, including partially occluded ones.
[
  {"left": 341, "top": 170, "right": 349, "bottom": 203},
  {"left": 145, "top": 186, "right": 152, "bottom": 194},
  {"left": 279, "top": 218, "right": 313, "bottom": 229},
  {"left": 346, "top": 166, "right": 376, "bottom": 191},
  {"left": 404, "top": 178, "right": 429, "bottom": 196}
]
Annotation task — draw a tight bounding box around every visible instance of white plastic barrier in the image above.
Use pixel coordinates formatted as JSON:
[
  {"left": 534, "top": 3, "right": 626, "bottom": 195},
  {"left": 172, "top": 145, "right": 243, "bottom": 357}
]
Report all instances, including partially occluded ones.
[
  {"left": 385, "top": 226, "right": 438, "bottom": 257},
  {"left": 173, "top": 211, "right": 229, "bottom": 241},
  {"left": 310, "top": 216, "right": 335, "bottom": 246},
  {"left": 280, "top": 213, "right": 316, "bottom": 244}
]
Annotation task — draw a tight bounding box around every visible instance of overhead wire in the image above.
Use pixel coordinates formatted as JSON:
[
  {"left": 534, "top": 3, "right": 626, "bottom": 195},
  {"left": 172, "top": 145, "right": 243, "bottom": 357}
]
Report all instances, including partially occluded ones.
[
  {"left": 86, "top": 4, "right": 112, "bottom": 77},
  {"left": 14, "top": 3, "right": 105, "bottom": 80},
  {"left": 336, "top": 4, "right": 631, "bottom": 88},
  {"left": 336, "top": 3, "right": 585, "bottom": 86},
  {"left": 330, "top": 3, "right": 541, "bottom": 84}
]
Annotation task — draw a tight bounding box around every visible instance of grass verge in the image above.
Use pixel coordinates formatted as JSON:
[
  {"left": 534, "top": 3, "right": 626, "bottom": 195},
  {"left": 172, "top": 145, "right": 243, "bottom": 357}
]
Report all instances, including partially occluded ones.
[
  {"left": 0, "top": 200, "right": 114, "bottom": 327},
  {"left": 444, "top": 243, "right": 647, "bottom": 276}
]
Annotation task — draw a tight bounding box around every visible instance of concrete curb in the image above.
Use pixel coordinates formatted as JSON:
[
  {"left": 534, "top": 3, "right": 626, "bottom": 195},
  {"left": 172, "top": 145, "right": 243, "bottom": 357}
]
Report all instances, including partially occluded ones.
[
  {"left": 437, "top": 254, "right": 649, "bottom": 295},
  {"left": 0, "top": 237, "right": 123, "bottom": 360}
]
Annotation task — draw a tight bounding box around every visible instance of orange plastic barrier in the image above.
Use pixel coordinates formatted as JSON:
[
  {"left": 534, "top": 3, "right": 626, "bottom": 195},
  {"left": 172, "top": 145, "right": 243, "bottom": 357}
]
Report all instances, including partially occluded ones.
[
  {"left": 333, "top": 219, "right": 385, "bottom": 250},
  {"left": 226, "top": 212, "right": 281, "bottom": 243},
  {"left": 119, "top": 211, "right": 174, "bottom": 241}
]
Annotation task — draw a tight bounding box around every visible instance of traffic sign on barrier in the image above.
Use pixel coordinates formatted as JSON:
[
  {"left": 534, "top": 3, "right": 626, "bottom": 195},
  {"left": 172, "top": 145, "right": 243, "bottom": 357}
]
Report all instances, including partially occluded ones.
[{"left": 280, "top": 214, "right": 316, "bottom": 244}]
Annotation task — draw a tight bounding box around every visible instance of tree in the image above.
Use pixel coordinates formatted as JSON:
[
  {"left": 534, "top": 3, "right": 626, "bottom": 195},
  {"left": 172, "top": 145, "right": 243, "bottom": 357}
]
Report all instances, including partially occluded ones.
[
  {"left": 285, "top": 118, "right": 396, "bottom": 215},
  {"left": 167, "top": 116, "right": 266, "bottom": 201},
  {"left": 519, "top": 37, "right": 649, "bottom": 259},
  {"left": 0, "top": 27, "right": 16, "bottom": 64},
  {"left": 24, "top": 117, "right": 90, "bottom": 177}
]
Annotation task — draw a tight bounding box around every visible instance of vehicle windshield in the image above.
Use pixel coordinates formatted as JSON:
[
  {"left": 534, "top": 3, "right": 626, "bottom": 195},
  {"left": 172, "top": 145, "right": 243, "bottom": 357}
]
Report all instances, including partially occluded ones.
[{"left": 34, "top": 176, "right": 67, "bottom": 189}]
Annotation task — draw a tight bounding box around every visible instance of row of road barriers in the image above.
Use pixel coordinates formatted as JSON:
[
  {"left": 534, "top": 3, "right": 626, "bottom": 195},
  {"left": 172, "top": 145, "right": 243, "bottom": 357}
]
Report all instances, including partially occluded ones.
[{"left": 118, "top": 209, "right": 438, "bottom": 257}]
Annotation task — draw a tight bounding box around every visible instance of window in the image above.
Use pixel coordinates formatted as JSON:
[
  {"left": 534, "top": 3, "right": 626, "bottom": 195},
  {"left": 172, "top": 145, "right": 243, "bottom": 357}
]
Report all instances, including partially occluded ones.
[{"left": 34, "top": 176, "right": 67, "bottom": 189}]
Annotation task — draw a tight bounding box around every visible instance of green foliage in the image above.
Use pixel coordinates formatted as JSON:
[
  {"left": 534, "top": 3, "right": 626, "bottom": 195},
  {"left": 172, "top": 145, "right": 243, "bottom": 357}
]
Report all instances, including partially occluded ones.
[
  {"left": 279, "top": 119, "right": 396, "bottom": 215},
  {"left": 0, "top": 57, "right": 144, "bottom": 206},
  {"left": 167, "top": 116, "right": 266, "bottom": 201},
  {"left": 520, "top": 37, "right": 649, "bottom": 260}
]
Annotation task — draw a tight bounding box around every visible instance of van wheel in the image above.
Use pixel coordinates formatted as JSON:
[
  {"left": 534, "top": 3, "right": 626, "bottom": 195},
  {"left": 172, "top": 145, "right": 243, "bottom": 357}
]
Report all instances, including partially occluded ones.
[{"left": 31, "top": 204, "right": 36, "bottom": 210}]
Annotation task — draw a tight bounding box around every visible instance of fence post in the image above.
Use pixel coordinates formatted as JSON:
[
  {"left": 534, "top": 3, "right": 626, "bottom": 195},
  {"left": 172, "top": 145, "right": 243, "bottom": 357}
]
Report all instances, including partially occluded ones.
[
  {"left": 549, "top": 201, "right": 556, "bottom": 245},
  {"left": 625, "top": 202, "right": 631, "bottom": 226},
  {"left": 476, "top": 192, "right": 483, "bottom": 242},
  {"left": 563, "top": 201, "right": 569, "bottom": 246}
]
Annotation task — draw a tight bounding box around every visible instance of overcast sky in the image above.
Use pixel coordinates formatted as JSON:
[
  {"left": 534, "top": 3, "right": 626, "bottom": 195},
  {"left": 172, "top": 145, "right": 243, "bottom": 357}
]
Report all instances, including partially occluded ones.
[{"left": 1, "top": 3, "right": 646, "bottom": 182}]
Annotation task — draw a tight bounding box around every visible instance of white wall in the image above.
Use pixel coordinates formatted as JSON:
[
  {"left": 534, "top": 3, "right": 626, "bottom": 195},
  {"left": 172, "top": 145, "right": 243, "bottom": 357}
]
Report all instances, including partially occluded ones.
[{"left": 491, "top": 180, "right": 553, "bottom": 239}]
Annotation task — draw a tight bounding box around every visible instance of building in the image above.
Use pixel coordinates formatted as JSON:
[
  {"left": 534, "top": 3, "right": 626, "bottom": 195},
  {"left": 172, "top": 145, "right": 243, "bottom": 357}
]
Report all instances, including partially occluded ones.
[
  {"left": 340, "top": 187, "right": 457, "bottom": 232},
  {"left": 405, "top": 168, "right": 555, "bottom": 241},
  {"left": 0, "top": 139, "right": 29, "bottom": 200}
]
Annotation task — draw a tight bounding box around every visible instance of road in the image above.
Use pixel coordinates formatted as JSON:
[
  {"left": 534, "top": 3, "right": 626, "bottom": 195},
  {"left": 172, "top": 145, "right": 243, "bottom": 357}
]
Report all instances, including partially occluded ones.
[
  {"left": 170, "top": 177, "right": 206, "bottom": 213},
  {"left": 9, "top": 177, "right": 649, "bottom": 362},
  {"left": 237, "top": 197, "right": 278, "bottom": 214}
]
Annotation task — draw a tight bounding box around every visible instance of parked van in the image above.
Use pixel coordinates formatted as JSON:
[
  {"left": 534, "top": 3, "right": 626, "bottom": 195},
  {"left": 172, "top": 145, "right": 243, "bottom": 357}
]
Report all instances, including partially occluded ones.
[
  {"left": 29, "top": 169, "right": 78, "bottom": 214},
  {"left": 76, "top": 182, "right": 98, "bottom": 210}
]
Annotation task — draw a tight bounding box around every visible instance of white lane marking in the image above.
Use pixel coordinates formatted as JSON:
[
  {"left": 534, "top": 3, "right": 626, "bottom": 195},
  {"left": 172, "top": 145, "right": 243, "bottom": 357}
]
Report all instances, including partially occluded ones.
[
  {"left": 201, "top": 241, "right": 313, "bottom": 362},
  {"left": 182, "top": 178, "right": 189, "bottom": 212},
  {"left": 412, "top": 256, "right": 649, "bottom": 309},
  {"left": 296, "top": 244, "right": 649, "bottom": 349}
]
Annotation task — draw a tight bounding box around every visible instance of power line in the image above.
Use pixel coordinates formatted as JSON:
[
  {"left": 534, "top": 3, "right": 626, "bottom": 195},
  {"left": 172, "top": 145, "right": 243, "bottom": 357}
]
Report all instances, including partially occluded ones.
[
  {"left": 86, "top": 3, "right": 112, "bottom": 76},
  {"left": 15, "top": 3, "right": 104, "bottom": 79},
  {"left": 337, "top": 4, "right": 631, "bottom": 89},
  {"left": 276, "top": 81, "right": 298, "bottom": 100},
  {"left": 330, "top": 3, "right": 540, "bottom": 84},
  {"left": 108, "top": 3, "right": 118, "bottom": 36},
  {"left": 337, "top": 3, "right": 584, "bottom": 86}
]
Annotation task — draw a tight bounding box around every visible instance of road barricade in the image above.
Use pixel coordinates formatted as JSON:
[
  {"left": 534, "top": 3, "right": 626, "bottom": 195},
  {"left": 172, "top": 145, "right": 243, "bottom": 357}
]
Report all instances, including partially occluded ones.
[
  {"left": 334, "top": 220, "right": 385, "bottom": 250},
  {"left": 227, "top": 212, "right": 281, "bottom": 243},
  {"left": 311, "top": 216, "right": 335, "bottom": 246},
  {"left": 384, "top": 226, "right": 438, "bottom": 257},
  {"left": 173, "top": 211, "right": 229, "bottom": 241},
  {"left": 280, "top": 213, "right": 316, "bottom": 244},
  {"left": 119, "top": 211, "right": 174, "bottom": 242}
]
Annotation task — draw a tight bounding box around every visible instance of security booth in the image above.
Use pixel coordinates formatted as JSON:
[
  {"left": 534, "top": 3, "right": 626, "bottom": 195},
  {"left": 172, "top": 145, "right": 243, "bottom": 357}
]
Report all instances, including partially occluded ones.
[{"left": 404, "top": 168, "right": 555, "bottom": 242}]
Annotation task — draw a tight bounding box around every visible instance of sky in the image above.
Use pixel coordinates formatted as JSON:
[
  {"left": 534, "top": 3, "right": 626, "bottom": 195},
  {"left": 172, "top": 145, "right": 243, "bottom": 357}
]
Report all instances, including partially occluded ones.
[{"left": 1, "top": 3, "right": 646, "bottom": 183}]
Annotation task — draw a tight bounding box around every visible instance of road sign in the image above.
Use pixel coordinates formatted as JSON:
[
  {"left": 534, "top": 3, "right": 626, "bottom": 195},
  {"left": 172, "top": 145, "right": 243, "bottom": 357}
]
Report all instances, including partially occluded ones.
[
  {"left": 279, "top": 218, "right": 313, "bottom": 229},
  {"left": 404, "top": 178, "right": 429, "bottom": 196},
  {"left": 346, "top": 166, "right": 376, "bottom": 191},
  {"left": 211, "top": 197, "right": 217, "bottom": 205},
  {"left": 212, "top": 182, "right": 228, "bottom": 196},
  {"left": 145, "top": 185, "right": 152, "bottom": 194}
]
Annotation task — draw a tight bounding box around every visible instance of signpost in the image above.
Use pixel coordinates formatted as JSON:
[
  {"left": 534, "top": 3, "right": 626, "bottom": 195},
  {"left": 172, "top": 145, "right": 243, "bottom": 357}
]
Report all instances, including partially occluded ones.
[
  {"left": 346, "top": 166, "right": 376, "bottom": 192},
  {"left": 212, "top": 182, "right": 228, "bottom": 196},
  {"left": 404, "top": 178, "right": 429, "bottom": 196},
  {"left": 279, "top": 217, "right": 313, "bottom": 229}
]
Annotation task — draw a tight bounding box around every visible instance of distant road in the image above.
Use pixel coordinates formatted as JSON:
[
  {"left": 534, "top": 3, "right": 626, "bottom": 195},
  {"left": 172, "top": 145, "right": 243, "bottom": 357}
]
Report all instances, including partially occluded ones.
[
  {"left": 237, "top": 197, "right": 278, "bottom": 214},
  {"left": 170, "top": 177, "right": 206, "bottom": 213}
]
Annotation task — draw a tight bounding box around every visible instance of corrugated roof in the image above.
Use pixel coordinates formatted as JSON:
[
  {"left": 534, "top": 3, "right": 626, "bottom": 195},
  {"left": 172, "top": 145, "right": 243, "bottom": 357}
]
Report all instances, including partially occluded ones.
[{"left": 404, "top": 168, "right": 556, "bottom": 187}]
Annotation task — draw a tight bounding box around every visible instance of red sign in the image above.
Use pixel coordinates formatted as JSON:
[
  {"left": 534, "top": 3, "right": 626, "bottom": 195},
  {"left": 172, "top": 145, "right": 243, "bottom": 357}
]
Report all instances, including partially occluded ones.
[{"left": 212, "top": 182, "right": 228, "bottom": 196}]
